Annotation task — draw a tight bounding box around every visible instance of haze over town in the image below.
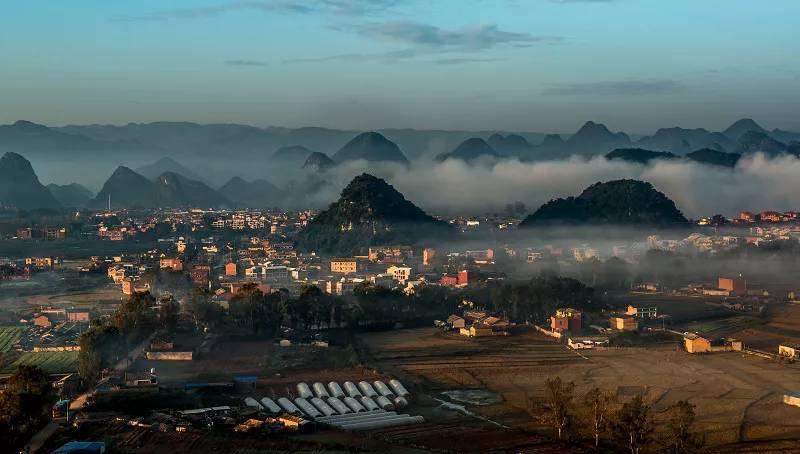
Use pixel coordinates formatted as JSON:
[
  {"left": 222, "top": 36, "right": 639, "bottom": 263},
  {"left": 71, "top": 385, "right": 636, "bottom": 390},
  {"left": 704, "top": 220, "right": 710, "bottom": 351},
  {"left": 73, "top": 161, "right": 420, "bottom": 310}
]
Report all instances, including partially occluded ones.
[{"left": 2, "top": 2, "right": 800, "bottom": 454}]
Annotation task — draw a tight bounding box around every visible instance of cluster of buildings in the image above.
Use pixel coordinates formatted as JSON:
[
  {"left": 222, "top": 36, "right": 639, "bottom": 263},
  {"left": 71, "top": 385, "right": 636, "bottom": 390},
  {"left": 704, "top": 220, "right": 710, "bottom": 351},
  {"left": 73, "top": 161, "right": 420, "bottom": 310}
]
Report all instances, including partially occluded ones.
[
  {"left": 10, "top": 307, "right": 92, "bottom": 352},
  {"left": 441, "top": 308, "right": 513, "bottom": 338}
]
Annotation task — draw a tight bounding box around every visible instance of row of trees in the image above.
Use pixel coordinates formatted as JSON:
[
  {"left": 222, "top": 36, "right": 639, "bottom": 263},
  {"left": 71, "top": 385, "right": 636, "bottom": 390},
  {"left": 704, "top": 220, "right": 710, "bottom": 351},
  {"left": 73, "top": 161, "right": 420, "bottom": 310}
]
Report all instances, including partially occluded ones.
[
  {"left": 540, "top": 377, "right": 700, "bottom": 454},
  {"left": 182, "top": 282, "right": 463, "bottom": 336}
]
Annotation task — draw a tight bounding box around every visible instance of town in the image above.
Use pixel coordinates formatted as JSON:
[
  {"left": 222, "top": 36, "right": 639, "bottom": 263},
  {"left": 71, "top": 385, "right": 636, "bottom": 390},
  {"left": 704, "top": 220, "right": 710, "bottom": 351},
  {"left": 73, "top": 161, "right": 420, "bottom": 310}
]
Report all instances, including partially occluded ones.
[
  {"left": 4, "top": 201, "right": 800, "bottom": 453},
  {"left": 3, "top": 1, "right": 800, "bottom": 452}
]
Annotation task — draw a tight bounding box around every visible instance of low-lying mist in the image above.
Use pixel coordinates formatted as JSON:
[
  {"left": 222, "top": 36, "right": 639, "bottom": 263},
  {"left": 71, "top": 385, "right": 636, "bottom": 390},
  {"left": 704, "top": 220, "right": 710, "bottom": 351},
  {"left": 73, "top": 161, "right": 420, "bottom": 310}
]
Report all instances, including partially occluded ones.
[
  {"left": 28, "top": 152, "right": 800, "bottom": 219},
  {"left": 298, "top": 153, "right": 800, "bottom": 218}
]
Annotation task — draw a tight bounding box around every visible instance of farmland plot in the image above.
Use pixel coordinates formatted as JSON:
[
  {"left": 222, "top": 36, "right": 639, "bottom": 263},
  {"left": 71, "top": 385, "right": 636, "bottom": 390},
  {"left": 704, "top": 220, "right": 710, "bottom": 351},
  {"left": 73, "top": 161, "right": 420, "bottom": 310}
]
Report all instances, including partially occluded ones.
[
  {"left": 0, "top": 326, "right": 22, "bottom": 352},
  {"left": 1, "top": 350, "right": 79, "bottom": 373}
]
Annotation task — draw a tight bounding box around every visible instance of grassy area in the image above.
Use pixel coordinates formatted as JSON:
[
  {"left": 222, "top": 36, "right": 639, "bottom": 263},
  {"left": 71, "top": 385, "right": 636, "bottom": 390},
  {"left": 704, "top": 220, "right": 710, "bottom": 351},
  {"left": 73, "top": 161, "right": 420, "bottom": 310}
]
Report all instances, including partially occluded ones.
[
  {"left": 609, "top": 331, "right": 682, "bottom": 347},
  {"left": 264, "top": 344, "right": 359, "bottom": 375},
  {"left": 685, "top": 315, "right": 765, "bottom": 337},
  {"left": 0, "top": 239, "right": 159, "bottom": 260},
  {"left": 1, "top": 350, "right": 79, "bottom": 374},
  {"left": 0, "top": 326, "right": 23, "bottom": 352}
]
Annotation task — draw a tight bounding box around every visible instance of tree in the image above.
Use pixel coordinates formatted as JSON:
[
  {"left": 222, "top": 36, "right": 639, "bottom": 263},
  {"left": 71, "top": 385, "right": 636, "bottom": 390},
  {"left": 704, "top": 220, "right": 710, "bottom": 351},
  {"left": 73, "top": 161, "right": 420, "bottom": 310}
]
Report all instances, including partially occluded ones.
[
  {"left": 583, "top": 387, "right": 615, "bottom": 449},
  {"left": 666, "top": 400, "right": 700, "bottom": 454},
  {"left": 541, "top": 376, "right": 575, "bottom": 440},
  {"left": 0, "top": 365, "right": 52, "bottom": 435},
  {"left": 78, "top": 324, "right": 124, "bottom": 380},
  {"left": 112, "top": 291, "right": 157, "bottom": 343},
  {"left": 229, "top": 283, "right": 286, "bottom": 336},
  {"left": 186, "top": 288, "right": 224, "bottom": 331},
  {"left": 612, "top": 395, "right": 654, "bottom": 454},
  {"left": 158, "top": 295, "right": 181, "bottom": 333}
]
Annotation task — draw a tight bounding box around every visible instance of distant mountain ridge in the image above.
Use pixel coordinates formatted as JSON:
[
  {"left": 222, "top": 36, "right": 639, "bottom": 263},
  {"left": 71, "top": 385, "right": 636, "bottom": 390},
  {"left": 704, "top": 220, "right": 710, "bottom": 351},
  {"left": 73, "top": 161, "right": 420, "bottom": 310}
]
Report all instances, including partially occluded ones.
[
  {"left": 136, "top": 157, "right": 205, "bottom": 182},
  {"left": 219, "top": 177, "right": 283, "bottom": 208},
  {"left": 564, "top": 121, "right": 631, "bottom": 155},
  {"left": 0, "top": 120, "right": 156, "bottom": 156},
  {"left": 332, "top": 132, "right": 409, "bottom": 164},
  {"left": 436, "top": 138, "right": 500, "bottom": 162},
  {"left": 605, "top": 148, "right": 678, "bottom": 164},
  {"left": 0, "top": 152, "right": 61, "bottom": 209},
  {"left": 302, "top": 152, "right": 335, "bottom": 172},
  {"left": 273, "top": 145, "right": 315, "bottom": 165},
  {"left": 1, "top": 118, "right": 793, "bottom": 165},
  {"left": 89, "top": 167, "right": 230, "bottom": 209},
  {"left": 47, "top": 183, "right": 93, "bottom": 208}
]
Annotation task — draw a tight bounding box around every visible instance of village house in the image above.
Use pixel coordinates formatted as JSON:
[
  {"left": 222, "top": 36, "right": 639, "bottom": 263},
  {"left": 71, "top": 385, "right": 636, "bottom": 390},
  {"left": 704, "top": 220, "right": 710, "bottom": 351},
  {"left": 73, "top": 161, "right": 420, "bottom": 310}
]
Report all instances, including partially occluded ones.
[
  {"left": 779, "top": 344, "right": 800, "bottom": 359},
  {"left": 609, "top": 315, "right": 639, "bottom": 331},
  {"left": 190, "top": 264, "right": 211, "bottom": 286},
  {"left": 718, "top": 276, "right": 747, "bottom": 296},
  {"left": 225, "top": 261, "right": 237, "bottom": 277},
  {"left": 66, "top": 309, "right": 91, "bottom": 323},
  {"left": 550, "top": 308, "right": 582, "bottom": 334},
  {"left": 25, "top": 256, "right": 58, "bottom": 269},
  {"left": 33, "top": 313, "right": 54, "bottom": 328},
  {"left": 369, "top": 273, "right": 394, "bottom": 288},
  {"left": 459, "top": 325, "right": 493, "bottom": 337},
  {"left": 625, "top": 305, "right": 658, "bottom": 319},
  {"left": 633, "top": 282, "right": 661, "bottom": 293},
  {"left": 387, "top": 265, "right": 413, "bottom": 284},
  {"left": 439, "top": 274, "right": 458, "bottom": 287},
  {"left": 447, "top": 315, "right": 466, "bottom": 329},
  {"left": 159, "top": 257, "right": 184, "bottom": 271},
  {"left": 684, "top": 333, "right": 742, "bottom": 353}
]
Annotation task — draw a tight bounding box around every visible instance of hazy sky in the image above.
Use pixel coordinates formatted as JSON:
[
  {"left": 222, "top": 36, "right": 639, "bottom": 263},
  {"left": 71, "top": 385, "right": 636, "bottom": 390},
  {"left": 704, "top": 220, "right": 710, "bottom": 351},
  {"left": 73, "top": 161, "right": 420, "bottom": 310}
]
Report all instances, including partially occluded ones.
[{"left": 1, "top": 0, "right": 798, "bottom": 133}]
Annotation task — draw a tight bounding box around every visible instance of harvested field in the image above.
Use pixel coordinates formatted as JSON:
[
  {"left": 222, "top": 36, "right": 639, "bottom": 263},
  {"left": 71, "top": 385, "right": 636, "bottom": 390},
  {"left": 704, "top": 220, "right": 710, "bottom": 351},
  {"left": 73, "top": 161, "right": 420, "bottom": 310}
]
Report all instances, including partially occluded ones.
[
  {"left": 366, "top": 422, "right": 572, "bottom": 453},
  {"left": 363, "top": 327, "right": 800, "bottom": 451},
  {"left": 133, "top": 338, "right": 366, "bottom": 387}
]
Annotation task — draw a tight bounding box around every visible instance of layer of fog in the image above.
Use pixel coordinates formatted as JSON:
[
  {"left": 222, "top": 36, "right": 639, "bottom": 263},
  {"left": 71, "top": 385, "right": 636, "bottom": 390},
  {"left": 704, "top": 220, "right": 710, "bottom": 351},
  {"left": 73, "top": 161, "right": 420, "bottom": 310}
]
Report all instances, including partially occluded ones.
[
  {"left": 302, "top": 153, "right": 800, "bottom": 219},
  {"left": 28, "top": 152, "right": 800, "bottom": 219}
]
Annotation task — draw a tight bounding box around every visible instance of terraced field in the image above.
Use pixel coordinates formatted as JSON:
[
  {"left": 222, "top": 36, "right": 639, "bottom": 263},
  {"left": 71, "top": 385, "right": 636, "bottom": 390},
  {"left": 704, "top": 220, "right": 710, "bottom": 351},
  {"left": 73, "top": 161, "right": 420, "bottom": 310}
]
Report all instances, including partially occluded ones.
[{"left": 0, "top": 326, "right": 23, "bottom": 352}]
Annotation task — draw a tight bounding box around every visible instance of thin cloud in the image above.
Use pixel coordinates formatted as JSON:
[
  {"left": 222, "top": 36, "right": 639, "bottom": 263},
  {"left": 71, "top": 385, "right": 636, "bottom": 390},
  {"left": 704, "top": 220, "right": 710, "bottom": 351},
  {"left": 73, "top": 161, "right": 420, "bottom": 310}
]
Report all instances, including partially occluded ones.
[
  {"left": 284, "top": 48, "right": 417, "bottom": 64},
  {"left": 357, "top": 21, "right": 561, "bottom": 51},
  {"left": 543, "top": 79, "right": 686, "bottom": 96},
  {"left": 430, "top": 57, "right": 503, "bottom": 65},
  {"left": 225, "top": 59, "right": 269, "bottom": 66},
  {"left": 113, "top": 0, "right": 400, "bottom": 22}
]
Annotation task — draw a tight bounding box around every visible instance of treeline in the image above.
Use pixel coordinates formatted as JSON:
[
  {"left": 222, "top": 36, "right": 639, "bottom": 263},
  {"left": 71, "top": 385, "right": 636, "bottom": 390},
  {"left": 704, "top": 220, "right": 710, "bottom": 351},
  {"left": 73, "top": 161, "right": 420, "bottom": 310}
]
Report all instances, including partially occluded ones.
[
  {"left": 461, "top": 276, "right": 598, "bottom": 323},
  {"left": 539, "top": 376, "right": 701, "bottom": 454},
  {"left": 0, "top": 365, "right": 53, "bottom": 450},
  {"left": 184, "top": 282, "right": 462, "bottom": 336}
]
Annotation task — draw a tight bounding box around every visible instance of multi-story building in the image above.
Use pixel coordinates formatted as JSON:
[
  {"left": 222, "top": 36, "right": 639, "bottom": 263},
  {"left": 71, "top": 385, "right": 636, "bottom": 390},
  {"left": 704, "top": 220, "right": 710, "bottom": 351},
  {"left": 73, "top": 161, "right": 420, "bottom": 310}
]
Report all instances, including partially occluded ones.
[
  {"left": 330, "top": 259, "right": 360, "bottom": 275},
  {"left": 719, "top": 276, "right": 747, "bottom": 296},
  {"left": 550, "top": 308, "right": 582, "bottom": 334},
  {"left": 159, "top": 258, "right": 184, "bottom": 271},
  {"left": 387, "top": 265, "right": 412, "bottom": 284}
]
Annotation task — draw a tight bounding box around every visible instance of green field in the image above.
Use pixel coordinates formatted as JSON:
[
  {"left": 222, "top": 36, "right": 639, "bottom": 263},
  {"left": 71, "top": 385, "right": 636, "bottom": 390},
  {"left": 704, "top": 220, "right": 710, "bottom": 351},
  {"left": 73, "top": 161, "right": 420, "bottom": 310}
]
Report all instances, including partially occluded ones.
[
  {"left": 0, "top": 326, "right": 23, "bottom": 352},
  {"left": 1, "top": 351, "right": 79, "bottom": 374}
]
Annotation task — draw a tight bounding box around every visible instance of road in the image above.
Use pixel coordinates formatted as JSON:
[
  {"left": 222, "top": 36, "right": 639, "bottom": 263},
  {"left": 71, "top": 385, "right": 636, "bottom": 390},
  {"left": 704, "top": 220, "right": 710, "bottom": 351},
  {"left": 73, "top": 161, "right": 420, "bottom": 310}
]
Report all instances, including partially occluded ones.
[{"left": 26, "top": 333, "right": 155, "bottom": 453}]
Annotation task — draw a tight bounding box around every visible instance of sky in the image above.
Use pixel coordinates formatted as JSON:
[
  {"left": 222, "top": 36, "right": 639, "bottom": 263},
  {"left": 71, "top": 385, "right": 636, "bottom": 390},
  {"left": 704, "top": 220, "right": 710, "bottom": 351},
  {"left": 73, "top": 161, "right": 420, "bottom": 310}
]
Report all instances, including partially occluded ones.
[{"left": 1, "top": 0, "right": 798, "bottom": 133}]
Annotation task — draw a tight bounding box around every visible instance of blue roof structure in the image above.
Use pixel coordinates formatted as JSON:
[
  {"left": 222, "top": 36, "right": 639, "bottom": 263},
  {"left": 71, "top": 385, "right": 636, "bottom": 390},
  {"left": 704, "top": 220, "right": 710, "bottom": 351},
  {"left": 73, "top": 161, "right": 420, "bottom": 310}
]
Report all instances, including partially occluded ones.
[{"left": 52, "top": 441, "right": 106, "bottom": 454}]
